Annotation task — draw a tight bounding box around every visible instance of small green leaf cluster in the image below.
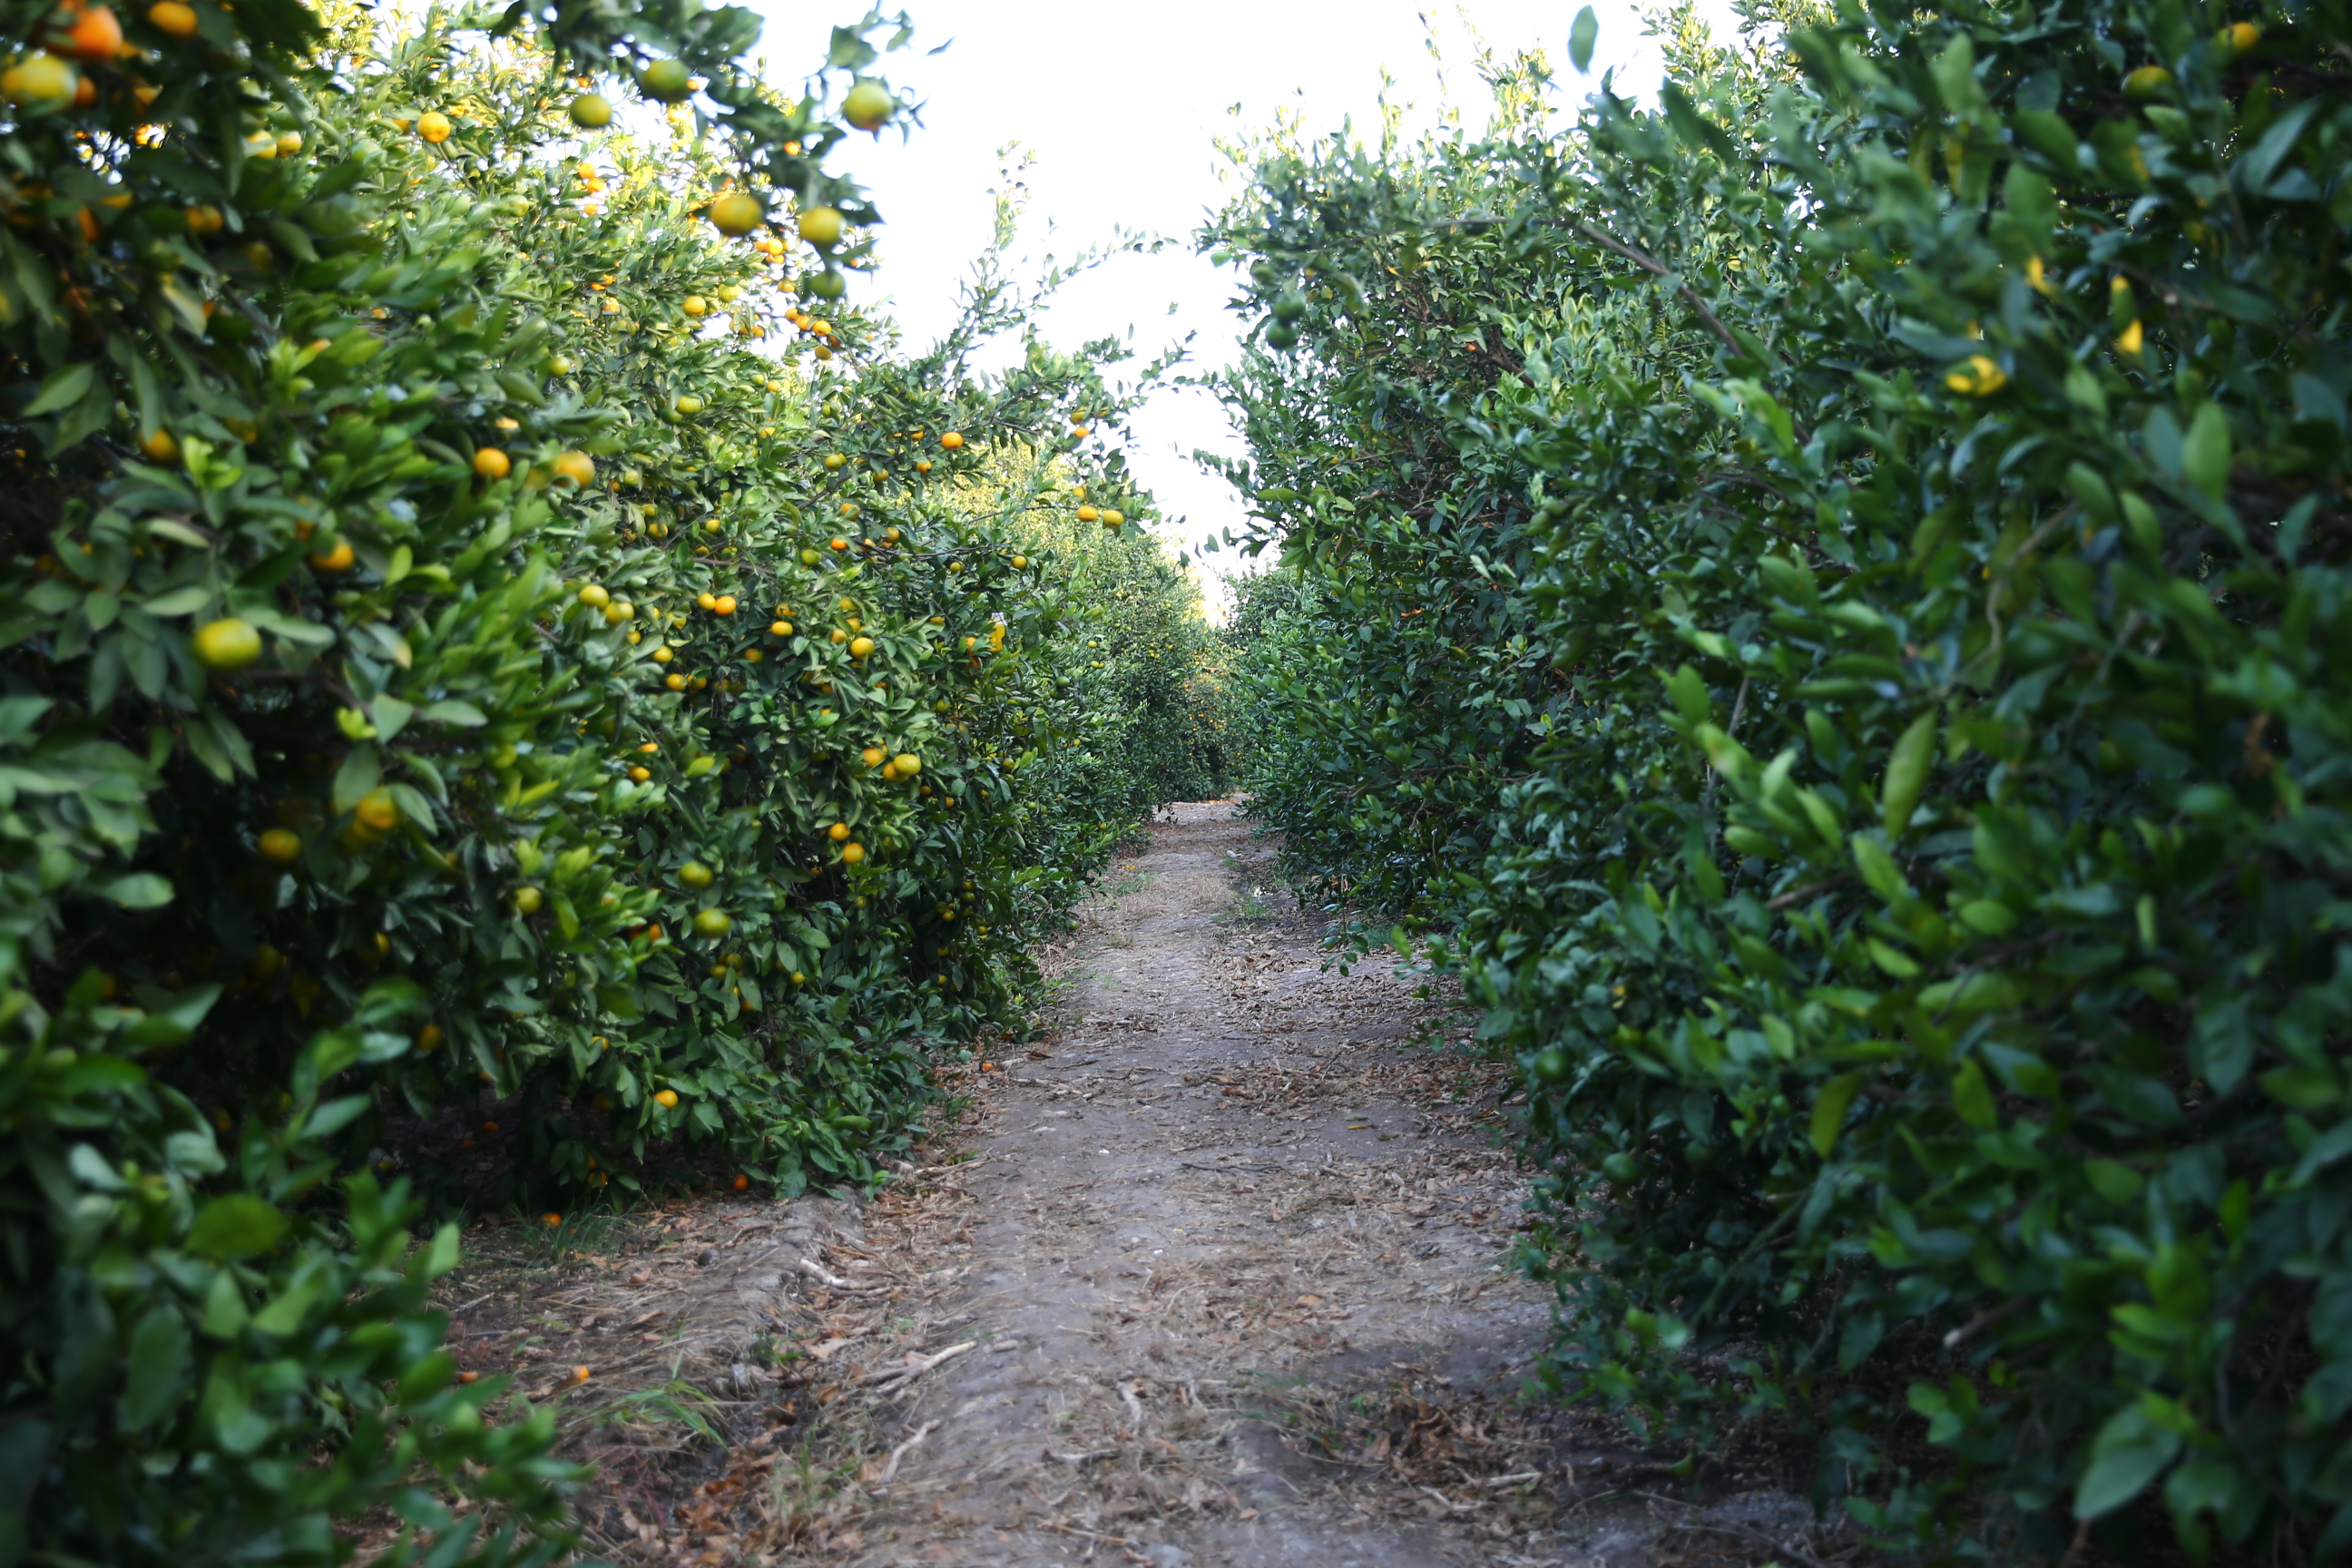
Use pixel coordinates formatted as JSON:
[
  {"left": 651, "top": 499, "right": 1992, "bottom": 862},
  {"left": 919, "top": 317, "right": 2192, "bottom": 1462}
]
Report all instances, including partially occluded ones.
[{"left": 1209, "top": 0, "right": 2350, "bottom": 1554}]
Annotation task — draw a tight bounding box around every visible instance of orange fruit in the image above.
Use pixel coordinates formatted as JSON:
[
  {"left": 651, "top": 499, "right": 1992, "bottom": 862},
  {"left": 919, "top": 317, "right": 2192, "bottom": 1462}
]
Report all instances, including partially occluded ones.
[
  {"left": 356, "top": 789, "right": 399, "bottom": 832},
  {"left": 841, "top": 842, "right": 866, "bottom": 865},
  {"left": 416, "top": 110, "right": 453, "bottom": 142},
  {"left": 712, "top": 595, "right": 736, "bottom": 615},
  {"left": 654, "top": 1088, "right": 680, "bottom": 1108},
  {"left": 309, "top": 540, "right": 355, "bottom": 572},
  {"left": 63, "top": 6, "right": 122, "bottom": 62},
  {"left": 551, "top": 450, "right": 594, "bottom": 486},
  {"left": 732, "top": 1173, "right": 750, "bottom": 1191},
  {"left": 861, "top": 747, "right": 886, "bottom": 768},
  {"left": 473, "top": 447, "right": 510, "bottom": 478},
  {"left": 146, "top": 0, "right": 196, "bottom": 38},
  {"left": 257, "top": 828, "right": 301, "bottom": 863},
  {"left": 828, "top": 822, "right": 850, "bottom": 841},
  {"left": 939, "top": 431, "right": 964, "bottom": 450}
]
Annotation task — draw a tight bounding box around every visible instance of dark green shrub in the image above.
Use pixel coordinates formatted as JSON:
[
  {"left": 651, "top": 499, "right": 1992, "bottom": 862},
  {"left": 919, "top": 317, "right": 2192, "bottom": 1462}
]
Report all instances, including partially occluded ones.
[{"left": 1209, "top": 0, "right": 2352, "bottom": 1554}]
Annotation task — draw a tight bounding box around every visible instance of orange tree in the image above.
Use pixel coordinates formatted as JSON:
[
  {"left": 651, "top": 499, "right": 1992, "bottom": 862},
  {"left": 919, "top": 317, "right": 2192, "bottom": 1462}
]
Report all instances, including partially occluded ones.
[
  {"left": 0, "top": 2, "right": 1209, "bottom": 1563},
  {"left": 1210, "top": 0, "right": 2352, "bottom": 1556}
]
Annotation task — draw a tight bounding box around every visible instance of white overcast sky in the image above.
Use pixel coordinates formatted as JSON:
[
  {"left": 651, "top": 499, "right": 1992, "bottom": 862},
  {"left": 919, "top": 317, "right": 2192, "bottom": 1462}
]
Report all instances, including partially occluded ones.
[{"left": 753, "top": 0, "right": 1743, "bottom": 615}]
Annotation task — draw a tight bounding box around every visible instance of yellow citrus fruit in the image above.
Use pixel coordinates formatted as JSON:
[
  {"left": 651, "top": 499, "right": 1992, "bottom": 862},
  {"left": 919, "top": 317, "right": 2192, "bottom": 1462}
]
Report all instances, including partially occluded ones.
[
  {"left": 1102, "top": 509, "right": 1124, "bottom": 526},
  {"left": 356, "top": 789, "right": 399, "bottom": 832},
  {"left": 939, "top": 431, "right": 964, "bottom": 450},
  {"left": 2123, "top": 65, "right": 2173, "bottom": 98},
  {"left": 798, "top": 206, "right": 845, "bottom": 248},
  {"left": 192, "top": 620, "right": 262, "bottom": 677},
  {"left": 849, "top": 635, "right": 875, "bottom": 658},
  {"left": 417, "top": 1024, "right": 445, "bottom": 1052},
  {"left": 628, "top": 765, "right": 651, "bottom": 782},
  {"left": 1077, "top": 505, "right": 1099, "bottom": 523},
  {"left": 861, "top": 747, "right": 886, "bottom": 768},
  {"left": 681, "top": 296, "right": 707, "bottom": 318},
  {"left": 552, "top": 450, "right": 595, "bottom": 486},
  {"left": 146, "top": 0, "right": 197, "bottom": 37},
  {"left": 712, "top": 595, "right": 737, "bottom": 615},
  {"left": 138, "top": 428, "right": 180, "bottom": 463},
  {"left": 675, "top": 394, "right": 703, "bottom": 415},
  {"left": 842, "top": 842, "right": 866, "bottom": 865},
  {"left": 258, "top": 828, "right": 301, "bottom": 863},
  {"left": 828, "top": 822, "right": 850, "bottom": 841},
  {"left": 771, "top": 620, "right": 794, "bottom": 636},
  {"left": 514, "top": 886, "right": 544, "bottom": 914},
  {"left": 309, "top": 540, "right": 355, "bottom": 572},
  {"left": 664, "top": 672, "right": 687, "bottom": 691},
  {"left": 653, "top": 1088, "right": 680, "bottom": 1108},
  {"left": 416, "top": 110, "right": 453, "bottom": 142},
  {"left": 185, "top": 203, "right": 222, "bottom": 236},
  {"left": 842, "top": 80, "right": 892, "bottom": 131},
  {"left": 473, "top": 446, "right": 511, "bottom": 478},
  {"left": 893, "top": 752, "right": 921, "bottom": 776},
  {"left": 569, "top": 92, "right": 612, "bottom": 128},
  {"left": 2, "top": 53, "right": 76, "bottom": 110},
  {"left": 709, "top": 191, "right": 762, "bottom": 236},
  {"left": 823, "top": 452, "right": 847, "bottom": 470},
  {"left": 2219, "top": 21, "right": 2259, "bottom": 51},
  {"left": 1013, "top": 554, "right": 1028, "bottom": 568}
]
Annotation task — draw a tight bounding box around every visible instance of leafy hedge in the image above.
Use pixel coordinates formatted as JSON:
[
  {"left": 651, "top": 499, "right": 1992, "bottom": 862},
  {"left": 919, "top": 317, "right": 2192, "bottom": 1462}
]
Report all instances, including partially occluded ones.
[
  {"left": 0, "top": 1, "right": 1210, "bottom": 1562},
  {"left": 1209, "top": 0, "right": 2352, "bottom": 1556}
]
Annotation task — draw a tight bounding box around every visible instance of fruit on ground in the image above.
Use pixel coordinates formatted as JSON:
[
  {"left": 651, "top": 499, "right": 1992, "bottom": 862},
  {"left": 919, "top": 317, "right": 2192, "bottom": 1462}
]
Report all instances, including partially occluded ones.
[{"left": 192, "top": 617, "right": 262, "bottom": 670}]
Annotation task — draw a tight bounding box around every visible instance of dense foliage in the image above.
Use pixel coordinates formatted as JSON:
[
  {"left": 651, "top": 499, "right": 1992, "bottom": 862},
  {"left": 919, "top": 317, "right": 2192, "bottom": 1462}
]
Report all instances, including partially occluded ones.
[
  {"left": 1209, "top": 0, "right": 2352, "bottom": 1557},
  {"left": 0, "top": 1, "right": 1211, "bottom": 1562}
]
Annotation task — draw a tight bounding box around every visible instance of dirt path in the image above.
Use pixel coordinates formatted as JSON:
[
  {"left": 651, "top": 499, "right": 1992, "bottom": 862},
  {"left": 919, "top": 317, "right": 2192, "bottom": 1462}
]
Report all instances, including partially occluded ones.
[{"left": 440, "top": 804, "right": 1838, "bottom": 1567}]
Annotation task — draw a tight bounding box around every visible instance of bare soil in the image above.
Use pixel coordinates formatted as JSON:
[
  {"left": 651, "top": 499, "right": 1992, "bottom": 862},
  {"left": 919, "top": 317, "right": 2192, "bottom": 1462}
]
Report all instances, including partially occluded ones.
[{"left": 436, "top": 803, "right": 1855, "bottom": 1567}]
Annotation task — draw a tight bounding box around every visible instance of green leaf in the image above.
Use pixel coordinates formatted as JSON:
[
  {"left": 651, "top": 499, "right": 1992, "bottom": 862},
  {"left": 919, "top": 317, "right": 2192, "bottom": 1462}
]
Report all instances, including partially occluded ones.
[
  {"left": 1569, "top": 5, "right": 1598, "bottom": 73},
  {"left": 1950, "top": 1058, "right": 1996, "bottom": 1129},
  {"left": 1811, "top": 1073, "right": 1864, "bottom": 1155},
  {"left": 2075, "top": 1403, "right": 2182, "bottom": 1520},
  {"left": 119, "top": 1307, "right": 193, "bottom": 1429},
  {"left": 2182, "top": 403, "right": 2231, "bottom": 499},
  {"left": 187, "top": 1195, "right": 289, "bottom": 1259},
  {"left": 96, "top": 873, "right": 175, "bottom": 909},
  {"left": 1881, "top": 711, "right": 1937, "bottom": 836},
  {"left": 24, "top": 360, "right": 96, "bottom": 416}
]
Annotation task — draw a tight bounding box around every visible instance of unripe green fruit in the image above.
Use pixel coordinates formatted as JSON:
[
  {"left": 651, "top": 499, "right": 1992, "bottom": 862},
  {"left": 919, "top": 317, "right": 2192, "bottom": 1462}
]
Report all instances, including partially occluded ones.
[
  {"left": 569, "top": 92, "right": 612, "bottom": 128},
  {"left": 640, "top": 59, "right": 691, "bottom": 103}
]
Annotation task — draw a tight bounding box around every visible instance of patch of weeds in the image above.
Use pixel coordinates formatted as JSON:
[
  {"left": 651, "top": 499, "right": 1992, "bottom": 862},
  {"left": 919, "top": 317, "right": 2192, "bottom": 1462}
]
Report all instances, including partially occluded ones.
[
  {"left": 1224, "top": 885, "right": 1279, "bottom": 926},
  {"left": 598, "top": 1365, "right": 732, "bottom": 1447}
]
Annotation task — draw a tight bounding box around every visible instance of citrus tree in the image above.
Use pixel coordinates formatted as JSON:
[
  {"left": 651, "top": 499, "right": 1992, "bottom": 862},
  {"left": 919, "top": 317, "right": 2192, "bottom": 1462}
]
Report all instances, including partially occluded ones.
[
  {"left": 1210, "top": 0, "right": 2352, "bottom": 1556},
  {"left": 0, "top": 1, "right": 1212, "bottom": 1562}
]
